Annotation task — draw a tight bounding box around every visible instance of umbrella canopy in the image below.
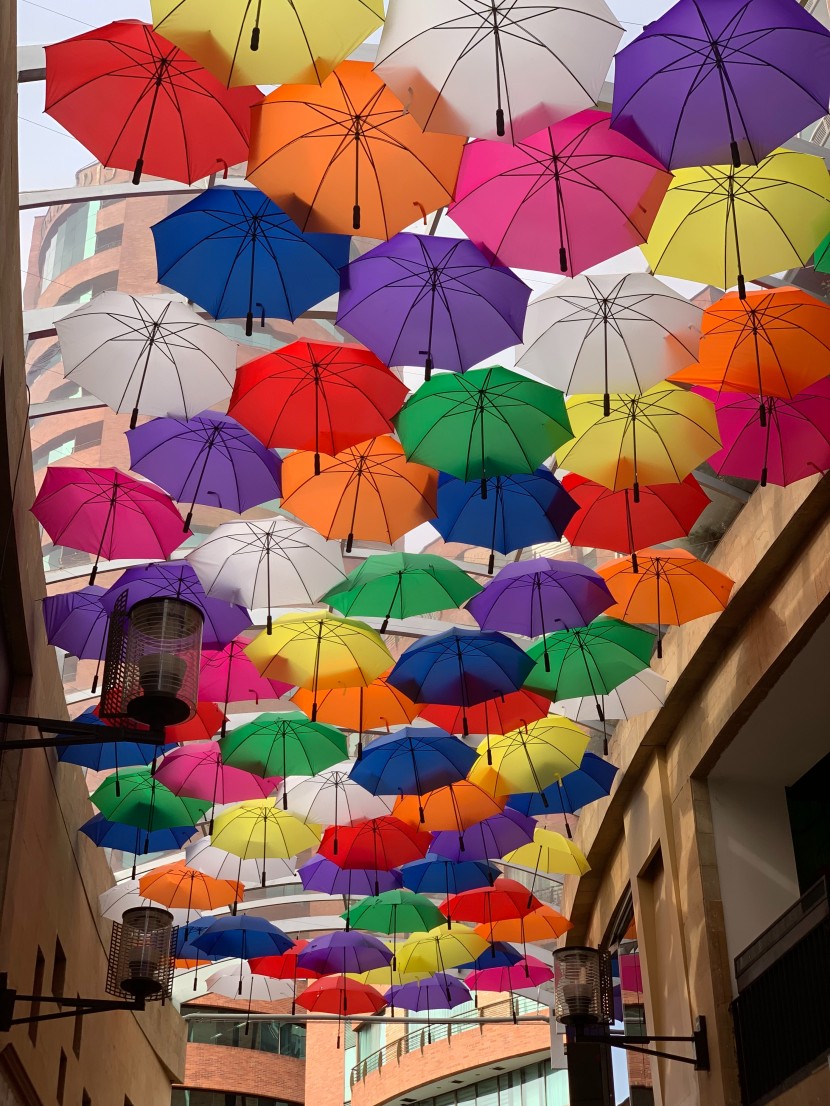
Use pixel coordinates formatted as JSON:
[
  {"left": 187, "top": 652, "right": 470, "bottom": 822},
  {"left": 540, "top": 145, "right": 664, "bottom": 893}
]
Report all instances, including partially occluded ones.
[
  {"left": 611, "top": 0, "right": 830, "bottom": 170},
  {"left": 476, "top": 905, "right": 573, "bottom": 944},
  {"left": 298, "top": 856, "right": 402, "bottom": 897},
  {"left": 45, "top": 20, "right": 261, "bottom": 185},
  {"left": 32, "top": 467, "right": 188, "bottom": 585},
  {"left": 151, "top": 187, "right": 349, "bottom": 334},
  {"left": 250, "top": 941, "right": 320, "bottom": 982},
  {"left": 56, "top": 293, "right": 237, "bottom": 428},
  {"left": 343, "top": 891, "right": 445, "bottom": 936},
  {"left": 151, "top": 0, "right": 384, "bottom": 87},
  {"left": 228, "top": 341, "right": 407, "bottom": 464},
  {"left": 185, "top": 837, "right": 295, "bottom": 886},
  {"left": 219, "top": 713, "right": 348, "bottom": 784},
  {"left": 278, "top": 762, "right": 393, "bottom": 826},
  {"left": 138, "top": 860, "right": 242, "bottom": 911},
  {"left": 205, "top": 963, "right": 295, "bottom": 1003},
  {"left": 466, "top": 956, "right": 553, "bottom": 992},
  {"left": 296, "top": 976, "right": 386, "bottom": 1018},
  {"left": 318, "top": 817, "right": 432, "bottom": 879},
  {"left": 57, "top": 708, "right": 171, "bottom": 771},
  {"left": 298, "top": 932, "right": 393, "bottom": 976},
  {"left": 336, "top": 233, "right": 530, "bottom": 378},
  {"left": 385, "top": 973, "right": 471, "bottom": 1013},
  {"left": 393, "top": 782, "right": 505, "bottom": 834},
  {"left": 42, "top": 584, "right": 108, "bottom": 668},
  {"left": 91, "top": 767, "right": 211, "bottom": 833},
  {"left": 192, "top": 916, "right": 294, "bottom": 960},
  {"left": 79, "top": 814, "right": 195, "bottom": 856},
  {"left": 199, "top": 638, "right": 292, "bottom": 714},
  {"left": 210, "top": 800, "right": 321, "bottom": 875},
  {"left": 508, "top": 752, "right": 618, "bottom": 818},
  {"left": 397, "top": 926, "right": 489, "bottom": 975},
  {"left": 165, "top": 701, "right": 228, "bottom": 745},
  {"left": 429, "top": 808, "right": 537, "bottom": 862},
  {"left": 396, "top": 367, "right": 573, "bottom": 487},
  {"left": 400, "top": 855, "right": 499, "bottom": 898},
  {"left": 432, "top": 469, "right": 578, "bottom": 574},
  {"left": 292, "top": 671, "right": 422, "bottom": 734},
  {"left": 376, "top": 0, "right": 622, "bottom": 144},
  {"left": 99, "top": 881, "right": 200, "bottom": 926},
  {"left": 641, "top": 150, "right": 830, "bottom": 294},
  {"left": 280, "top": 436, "right": 439, "bottom": 552},
  {"left": 154, "top": 743, "right": 280, "bottom": 805},
  {"left": 551, "top": 668, "right": 669, "bottom": 724},
  {"left": 441, "top": 878, "right": 542, "bottom": 924},
  {"left": 504, "top": 829, "right": 590, "bottom": 878},
  {"left": 247, "top": 61, "right": 465, "bottom": 237},
  {"left": 127, "top": 412, "right": 282, "bottom": 530},
  {"left": 420, "top": 690, "right": 551, "bottom": 738},
  {"left": 459, "top": 943, "right": 523, "bottom": 971},
  {"left": 449, "top": 110, "right": 670, "bottom": 276},
  {"left": 349, "top": 726, "right": 476, "bottom": 798},
  {"left": 470, "top": 719, "right": 589, "bottom": 798}
]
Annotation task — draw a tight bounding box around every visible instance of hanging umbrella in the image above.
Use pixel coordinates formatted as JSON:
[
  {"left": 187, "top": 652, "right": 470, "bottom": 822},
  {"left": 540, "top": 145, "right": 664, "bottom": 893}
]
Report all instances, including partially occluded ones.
[
  {"left": 641, "top": 150, "right": 830, "bottom": 296},
  {"left": 205, "top": 962, "right": 295, "bottom": 1002},
  {"left": 165, "top": 701, "right": 228, "bottom": 744},
  {"left": 210, "top": 800, "right": 321, "bottom": 885},
  {"left": 247, "top": 61, "right": 465, "bottom": 237},
  {"left": 99, "top": 881, "right": 201, "bottom": 926},
  {"left": 298, "top": 932, "right": 392, "bottom": 976},
  {"left": 199, "top": 638, "right": 292, "bottom": 718},
  {"left": 127, "top": 412, "right": 282, "bottom": 531},
  {"left": 56, "top": 293, "right": 237, "bottom": 429},
  {"left": 185, "top": 836, "right": 295, "bottom": 886},
  {"left": 611, "top": 0, "right": 830, "bottom": 170},
  {"left": 400, "top": 856, "right": 499, "bottom": 898},
  {"left": 449, "top": 110, "right": 671, "bottom": 276},
  {"left": 385, "top": 973, "right": 471, "bottom": 1013},
  {"left": 396, "top": 926, "right": 489, "bottom": 976},
  {"left": 32, "top": 467, "right": 188, "bottom": 585},
  {"left": 192, "top": 916, "right": 294, "bottom": 960},
  {"left": 440, "top": 878, "right": 542, "bottom": 925},
  {"left": 459, "top": 943, "right": 524, "bottom": 971},
  {"left": 175, "top": 918, "right": 224, "bottom": 968},
  {"left": 91, "top": 767, "right": 211, "bottom": 842},
  {"left": 420, "top": 690, "right": 551, "bottom": 738},
  {"left": 348, "top": 726, "right": 476, "bottom": 798},
  {"left": 429, "top": 808, "right": 537, "bottom": 862},
  {"left": 292, "top": 671, "right": 422, "bottom": 737},
  {"left": 219, "top": 713, "right": 347, "bottom": 796},
  {"left": 599, "top": 549, "right": 735, "bottom": 656},
  {"left": 392, "top": 782, "right": 505, "bottom": 835},
  {"left": 556, "top": 385, "right": 721, "bottom": 502},
  {"left": 318, "top": 817, "right": 432, "bottom": 889},
  {"left": 150, "top": 0, "right": 384, "bottom": 87},
  {"left": 228, "top": 341, "right": 407, "bottom": 470},
  {"left": 79, "top": 814, "right": 195, "bottom": 857},
  {"left": 151, "top": 187, "right": 350, "bottom": 335},
  {"left": 466, "top": 956, "right": 553, "bottom": 992},
  {"left": 432, "top": 470, "right": 578, "bottom": 575},
  {"left": 154, "top": 743, "right": 280, "bottom": 806},
  {"left": 280, "top": 436, "right": 438, "bottom": 553},
  {"left": 57, "top": 708, "right": 172, "bottom": 774},
  {"left": 550, "top": 668, "right": 669, "bottom": 724},
  {"left": 516, "top": 273, "right": 702, "bottom": 415},
  {"left": 298, "top": 856, "right": 402, "bottom": 898},
  {"left": 396, "top": 367, "right": 572, "bottom": 491},
  {"left": 336, "top": 233, "right": 530, "bottom": 379},
  {"left": 508, "top": 752, "right": 618, "bottom": 820},
  {"left": 476, "top": 905, "right": 573, "bottom": 944},
  {"left": 278, "top": 762, "right": 393, "bottom": 826},
  {"left": 376, "top": 0, "right": 622, "bottom": 143},
  {"left": 470, "top": 719, "right": 589, "bottom": 799},
  {"left": 138, "top": 860, "right": 242, "bottom": 912},
  {"left": 42, "top": 585, "right": 108, "bottom": 692},
  {"left": 295, "top": 977, "right": 386, "bottom": 1044},
  {"left": 562, "top": 473, "right": 710, "bottom": 571},
  {"left": 250, "top": 941, "right": 320, "bottom": 1014},
  {"left": 187, "top": 517, "right": 346, "bottom": 632}
]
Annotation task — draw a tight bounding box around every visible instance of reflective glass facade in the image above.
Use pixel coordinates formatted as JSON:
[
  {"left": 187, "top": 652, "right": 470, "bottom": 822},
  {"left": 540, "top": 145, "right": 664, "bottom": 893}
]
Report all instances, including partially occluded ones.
[
  {"left": 411, "top": 1061, "right": 568, "bottom": 1106},
  {"left": 187, "top": 1017, "right": 307, "bottom": 1059}
]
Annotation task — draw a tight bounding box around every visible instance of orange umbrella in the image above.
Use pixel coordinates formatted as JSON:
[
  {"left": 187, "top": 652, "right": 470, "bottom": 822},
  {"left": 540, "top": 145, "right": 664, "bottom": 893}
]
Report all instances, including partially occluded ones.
[
  {"left": 175, "top": 957, "right": 211, "bottom": 970},
  {"left": 138, "top": 860, "right": 243, "bottom": 911},
  {"left": 246, "top": 61, "right": 465, "bottom": 238},
  {"left": 598, "top": 548, "right": 735, "bottom": 657},
  {"left": 393, "top": 781, "right": 505, "bottom": 833},
  {"left": 292, "top": 670, "right": 421, "bottom": 732},
  {"left": 475, "top": 904, "right": 573, "bottom": 943},
  {"left": 280, "top": 436, "right": 438, "bottom": 552}
]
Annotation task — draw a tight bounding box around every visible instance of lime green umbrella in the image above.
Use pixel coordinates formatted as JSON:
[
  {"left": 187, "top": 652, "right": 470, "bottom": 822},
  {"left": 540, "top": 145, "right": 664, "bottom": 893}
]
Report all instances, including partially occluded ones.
[
  {"left": 92, "top": 767, "right": 211, "bottom": 837},
  {"left": 321, "top": 552, "right": 481, "bottom": 632},
  {"left": 395, "top": 366, "right": 572, "bottom": 493}
]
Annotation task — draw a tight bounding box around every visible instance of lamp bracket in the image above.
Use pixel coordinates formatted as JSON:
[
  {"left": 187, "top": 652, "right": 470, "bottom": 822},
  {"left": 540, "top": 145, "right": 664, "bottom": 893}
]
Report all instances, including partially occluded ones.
[
  {"left": 0, "top": 975, "right": 144, "bottom": 1031},
  {"left": 0, "top": 713, "right": 164, "bottom": 750},
  {"left": 570, "top": 1016, "right": 709, "bottom": 1071}
]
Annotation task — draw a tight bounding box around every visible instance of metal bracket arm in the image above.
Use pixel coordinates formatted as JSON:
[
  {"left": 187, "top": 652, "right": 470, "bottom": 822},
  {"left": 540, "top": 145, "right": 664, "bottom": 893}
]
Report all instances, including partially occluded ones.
[
  {"left": 570, "top": 1016, "right": 709, "bottom": 1071},
  {"left": 0, "top": 977, "right": 144, "bottom": 1031}
]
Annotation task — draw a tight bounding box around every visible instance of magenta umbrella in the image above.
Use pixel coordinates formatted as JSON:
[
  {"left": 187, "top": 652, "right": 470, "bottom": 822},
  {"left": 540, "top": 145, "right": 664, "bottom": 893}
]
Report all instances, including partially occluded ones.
[
  {"left": 199, "top": 637, "right": 293, "bottom": 734},
  {"left": 465, "top": 955, "right": 553, "bottom": 992},
  {"left": 154, "top": 743, "right": 280, "bottom": 807},
  {"left": 448, "top": 109, "right": 670, "bottom": 277},
  {"left": 31, "top": 466, "right": 188, "bottom": 584},
  {"left": 695, "top": 381, "right": 830, "bottom": 487}
]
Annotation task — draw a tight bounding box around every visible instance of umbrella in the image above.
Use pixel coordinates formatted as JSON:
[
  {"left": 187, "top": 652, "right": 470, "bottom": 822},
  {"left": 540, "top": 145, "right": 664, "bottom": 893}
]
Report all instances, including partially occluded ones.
[
  {"left": 138, "top": 860, "right": 242, "bottom": 912},
  {"left": 99, "top": 881, "right": 200, "bottom": 925},
  {"left": 598, "top": 548, "right": 735, "bottom": 656},
  {"left": 199, "top": 637, "right": 292, "bottom": 718},
  {"left": 42, "top": 585, "right": 109, "bottom": 691},
  {"left": 205, "top": 962, "right": 294, "bottom": 1003},
  {"left": 292, "top": 671, "right": 422, "bottom": 737},
  {"left": 386, "top": 627, "right": 535, "bottom": 735},
  {"left": 397, "top": 926, "right": 489, "bottom": 976},
  {"left": 550, "top": 668, "right": 669, "bottom": 724},
  {"left": 298, "top": 856, "right": 402, "bottom": 898},
  {"left": 154, "top": 743, "right": 280, "bottom": 806},
  {"left": 56, "top": 293, "right": 237, "bottom": 428},
  {"left": 210, "top": 800, "right": 321, "bottom": 884},
  {"left": 642, "top": 150, "right": 830, "bottom": 296},
  {"left": 298, "top": 932, "right": 392, "bottom": 976},
  {"left": 280, "top": 436, "right": 438, "bottom": 553},
  {"left": 392, "top": 782, "right": 505, "bottom": 835},
  {"left": 611, "top": 0, "right": 830, "bottom": 170},
  {"left": 32, "top": 467, "right": 188, "bottom": 585},
  {"left": 318, "top": 817, "right": 432, "bottom": 890},
  {"left": 165, "top": 701, "right": 227, "bottom": 744},
  {"left": 395, "top": 367, "right": 573, "bottom": 491},
  {"left": 185, "top": 836, "right": 295, "bottom": 886},
  {"left": 696, "top": 381, "right": 830, "bottom": 487},
  {"left": 219, "top": 713, "right": 347, "bottom": 794},
  {"left": 420, "top": 690, "right": 551, "bottom": 738},
  {"left": 385, "top": 974, "right": 471, "bottom": 1014},
  {"left": 349, "top": 726, "right": 476, "bottom": 799},
  {"left": 503, "top": 829, "right": 590, "bottom": 878},
  {"left": 344, "top": 890, "right": 451, "bottom": 939},
  {"left": 57, "top": 708, "right": 172, "bottom": 773},
  {"left": 278, "top": 762, "right": 393, "bottom": 826},
  {"left": 187, "top": 517, "right": 346, "bottom": 632},
  {"left": 336, "top": 233, "right": 531, "bottom": 378},
  {"left": 79, "top": 814, "right": 195, "bottom": 857},
  {"left": 432, "top": 469, "right": 578, "bottom": 574},
  {"left": 556, "top": 385, "right": 721, "bottom": 502},
  {"left": 45, "top": 20, "right": 261, "bottom": 185},
  {"left": 470, "top": 719, "right": 589, "bottom": 798},
  {"left": 466, "top": 956, "right": 553, "bottom": 992},
  {"left": 475, "top": 906, "right": 573, "bottom": 944},
  {"left": 460, "top": 943, "right": 524, "bottom": 971},
  {"left": 516, "top": 273, "right": 702, "bottom": 414},
  {"left": 508, "top": 752, "right": 618, "bottom": 820},
  {"left": 150, "top": 0, "right": 384, "bottom": 87},
  {"left": 376, "top": 0, "right": 622, "bottom": 144},
  {"left": 295, "top": 977, "right": 386, "bottom": 1042},
  {"left": 429, "top": 808, "right": 537, "bottom": 862},
  {"left": 562, "top": 473, "right": 710, "bottom": 571},
  {"left": 250, "top": 941, "right": 320, "bottom": 1014},
  {"left": 245, "top": 614, "right": 392, "bottom": 717},
  {"left": 175, "top": 917, "right": 223, "bottom": 961},
  {"left": 101, "top": 562, "right": 250, "bottom": 647},
  {"left": 151, "top": 186, "right": 349, "bottom": 335},
  {"left": 91, "top": 767, "right": 211, "bottom": 842},
  {"left": 440, "top": 878, "right": 542, "bottom": 924},
  {"left": 247, "top": 61, "right": 465, "bottom": 237},
  {"left": 192, "top": 916, "right": 293, "bottom": 960},
  {"left": 127, "top": 412, "right": 282, "bottom": 531},
  {"left": 400, "top": 856, "right": 499, "bottom": 898},
  {"left": 228, "top": 341, "right": 407, "bottom": 469},
  {"left": 449, "top": 110, "right": 670, "bottom": 276}
]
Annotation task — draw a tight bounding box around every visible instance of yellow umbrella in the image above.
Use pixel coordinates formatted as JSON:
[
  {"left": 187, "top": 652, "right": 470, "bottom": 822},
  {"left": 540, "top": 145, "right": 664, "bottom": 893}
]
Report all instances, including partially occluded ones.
[
  {"left": 503, "top": 829, "right": 590, "bottom": 877},
  {"left": 396, "top": 925, "right": 489, "bottom": 975},
  {"left": 555, "top": 384, "right": 720, "bottom": 501},
  {"left": 469, "top": 719, "right": 589, "bottom": 799},
  {"left": 150, "top": 0, "right": 384, "bottom": 87},
  {"left": 349, "top": 967, "right": 429, "bottom": 987},
  {"left": 642, "top": 149, "right": 830, "bottom": 296},
  {"left": 211, "top": 799, "right": 321, "bottom": 884}
]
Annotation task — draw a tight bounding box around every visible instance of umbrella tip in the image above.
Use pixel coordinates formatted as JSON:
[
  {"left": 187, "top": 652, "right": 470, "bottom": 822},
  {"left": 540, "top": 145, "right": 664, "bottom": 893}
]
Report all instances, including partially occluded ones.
[
  {"left": 246, "top": 312, "right": 254, "bottom": 336},
  {"left": 346, "top": 533, "right": 354, "bottom": 554},
  {"left": 352, "top": 205, "right": 361, "bottom": 231},
  {"left": 730, "top": 140, "right": 741, "bottom": 169},
  {"left": 559, "top": 247, "right": 568, "bottom": 273},
  {"left": 496, "top": 108, "right": 505, "bottom": 137},
  {"left": 250, "top": 26, "right": 260, "bottom": 51},
  {"left": 132, "top": 159, "right": 143, "bottom": 186},
  {"left": 488, "top": 553, "right": 495, "bottom": 575}
]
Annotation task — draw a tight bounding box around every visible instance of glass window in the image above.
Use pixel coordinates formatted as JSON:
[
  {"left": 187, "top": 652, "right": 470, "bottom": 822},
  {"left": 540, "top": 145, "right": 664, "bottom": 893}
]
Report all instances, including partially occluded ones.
[
  {"left": 40, "top": 202, "right": 100, "bottom": 290},
  {"left": 172, "top": 1093, "right": 289, "bottom": 1106},
  {"left": 607, "top": 896, "right": 655, "bottom": 1106},
  {"left": 31, "top": 421, "right": 104, "bottom": 470},
  {"left": 186, "top": 1018, "right": 306, "bottom": 1058}
]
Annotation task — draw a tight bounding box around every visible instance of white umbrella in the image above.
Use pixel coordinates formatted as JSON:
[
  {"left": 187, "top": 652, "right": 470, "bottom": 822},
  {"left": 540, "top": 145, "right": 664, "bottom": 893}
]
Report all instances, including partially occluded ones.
[
  {"left": 516, "top": 273, "right": 702, "bottom": 413},
  {"left": 549, "top": 668, "right": 669, "bottom": 723},
  {"left": 185, "top": 836, "right": 297, "bottom": 886},
  {"left": 98, "top": 880, "right": 201, "bottom": 926},
  {"left": 375, "top": 0, "right": 623, "bottom": 144},
  {"left": 206, "top": 961, "right": 294, "bottom": 1002},
  {"left": 187, "top": 517, "right": 346, "bottom": 631},
  {"left": 276, "top": 761, "right": 394, "bottom": 824},
  {"left": 56, "top": 291, "right": 237, "bottom": 428}
]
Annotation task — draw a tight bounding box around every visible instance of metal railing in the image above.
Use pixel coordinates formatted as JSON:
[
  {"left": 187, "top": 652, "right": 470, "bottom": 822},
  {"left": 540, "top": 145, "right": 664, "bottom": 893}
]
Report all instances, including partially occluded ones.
[{"left": 734, "top": 876, "right": 829, "bottom": 987}]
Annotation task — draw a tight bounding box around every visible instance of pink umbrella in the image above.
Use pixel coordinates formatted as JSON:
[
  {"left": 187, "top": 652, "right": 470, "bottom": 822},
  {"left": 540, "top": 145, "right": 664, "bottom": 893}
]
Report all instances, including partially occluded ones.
[
  {"left": 465, "top": 955, "right": 553, "bottom": 992},
  {"left": 31, "top": 466, "right": 188, "bottom": 584},
  {"left": 695, "top": 381, "right": 830, "bottom": 487},
  {"left": 199, "top": 637, "right": 293, "bottom": 729},
  {"left": 154, "top": 743, "right": 280, "bottom": 806},
  {"left": 448, "top": 109, "right": 670, "bottom": 277}
]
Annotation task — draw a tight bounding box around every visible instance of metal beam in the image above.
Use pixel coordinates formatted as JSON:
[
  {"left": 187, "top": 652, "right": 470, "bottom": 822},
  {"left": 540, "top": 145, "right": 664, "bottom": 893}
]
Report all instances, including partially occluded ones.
[
  {"left": 17, "top": 44, "right": 45, "bottom": 83},
  {"left": 19, "top": 177, "right": 250, "bottom": 211}
]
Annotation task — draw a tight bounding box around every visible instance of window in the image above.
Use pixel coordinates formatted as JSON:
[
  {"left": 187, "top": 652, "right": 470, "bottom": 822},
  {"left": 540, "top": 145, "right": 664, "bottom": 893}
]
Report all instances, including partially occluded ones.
[
  {"left": 393, "top": 1062, "right": 563, "bottom": 1106},
  {"left": 45, "top": 381, "right": 84, "bottom": 402},
  {"left": 61, "top": 656, "right": 78, "bottom": 685},
  {"left": 56, "top": 1050, "right": 67, "bottom": 1105},
  {"left": 26, "top": 342, "right": 62, "bottom": 384},
  {"left": 171, "top": 1093, "right": 292, "bottom": 1106},
  {"left": 39, "top": 202, "right": 100, "bottom": 290},
  {"left": 55, "top": 272, "right": 118, "bottom": 307},
  {"left": 606, "top": 895, "right": 654, "bottom": 1106},
  {"left": 186, "top": 1017, "right": 306, "bottom": 1058},
  {"left": 95, "top": 224, "right": 123, "bottom": 252},
  {"left": 32, "top": 421, "right": 104, "bottom": 470},
  {"left": 51, "top": 937, "right": 66, "bottom": 999},
  {"left": 29, "top": 947, "right": 45, "bottom": 1044}
]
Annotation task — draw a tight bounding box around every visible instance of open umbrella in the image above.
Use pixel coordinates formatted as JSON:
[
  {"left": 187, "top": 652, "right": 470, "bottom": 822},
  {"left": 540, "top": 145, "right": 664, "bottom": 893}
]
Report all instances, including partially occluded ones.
[
  {"left": 298, "top": 856, "right": 402, "bottom": 898},
  {"left": 45, "top": 20, "right": 261, "bottom": 185},
  {"left": 205, "top": 963, "right": 295, "bottom": 1004},
  {"left": 185, "top": 836, "right": 295, "bottom": 887},
  {"left": 219, "top": 713, "right": 347, "bottom": 794},
  {"left": 99, "top": 881, "right": 200, "bottom": 926},
  {"left": 376, "top": 0, "right": 622, "bottom": 143},
  {"left": 279, "top": 762, "right": 393, "bottom": 827},
  {"left": 247, "top": 61, "right": 465, "bottom": 237},
  {"left": 250, "top": 941, "right": 320, "bottom": 1014},
  {"left": 470, "top": 719, "right": 589, "bottom": 799},
  {"left": 503, "top": 828, "right": 590, "bottom": 878},
  {"left": 210, "top": 800, "right": 321, "bottom": 885},
  {"left": 336, "top": 233, "right": 530, "bottom": 378},
  {"left": 397, "top": 926, "right": 489, "bottom": 976},
  {"left": 476, "top": 907, "right": 573, "bottom": 945},
  {"left": 349, "top": 725, "right": 476, "bottom": 800},
  {"left": 154, "top": 743, "right": 280, "bottom": 806},
  {"left": 429, "top": 808, "right": 537, "bottom": 862},
  {"left": 298, "top": 932, "right": 392, "bottom": 976},
  {"left": 466, "top": 956, "right": 553, "bottom": 993},
  {"left": 192, "top": 916, "right": 293, "bottom": 961},
  {"left": 57, "top": 708, "right": 173, "bottom": 778},
  {"left": 199, "top": 637, "right": 292, "bottom": 717},
  {"left": 449, "top": 110, "right": 671, "bottom": 276},
  {"left": 318, "top": 817, "right": 432, "bottom": 890},
  {"left": 296, "top": 976, "right": 386, "bottom": 1044},
  {"left": 508, "top": 752, "right": 618, "bottom": 821},
  {"left": 42, "top": 585, "right": 108, "bottom": 692},
  {"left": 385, "top": 973, "right": 471, "bottom": 1014},
  {"left": 165, "top": 701, "right": 227, "bottom": 745},
  {"left": 56, "top": 293, "right": 237, "bottom": 428},
  {"left": 400, "top": 855, "right": 499, "bottom": 898},
  {"left": 420, "top": 690, "right": 551, "bottom": 737},
  {"left": 138, "top": 860, "right": 242, "bottom": 912},
  {"left": 459, "top": 943, "right": 523, "bottom": 971},
  {"left": 79, "top": 814, "right": 195, "bottom": 861},
  {"left": 440, "top": 878, "right": 542, "bottom": 925},
  {"left": 550, "top": 668, "right": 669, "bottom": 724},
  {"left": 393, "top": 782, "right": 505, "bottom": 836},
  {"left": 91, "top": 767, "right": 211, "bottom": 844},
  {"left": 291, "top": 671, "right": 422, "bottom": 738},
  {"left": 151, "top": 186, "right": 350, "bottom": 335}
]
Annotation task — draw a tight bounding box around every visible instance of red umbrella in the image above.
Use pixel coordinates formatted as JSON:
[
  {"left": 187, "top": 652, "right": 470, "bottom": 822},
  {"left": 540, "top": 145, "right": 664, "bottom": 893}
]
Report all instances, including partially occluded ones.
[
  {"left": 318, "top": 817, "right": 431, "bottom": 891},
  {"left": 166, "top": 702, "right": 227, "bottom": 744},
  {"left": 45, "top": 20, "right": 261, "bottom": 184},
  {"left": 440, "top": 878, "right": 543, "bottom": 924},
  {"left": 228, "top": 341, "right": 408, "bottom": 473},
  {"left": 250, "top": 940, "right": 321, "bottom": 1014},
  {"left": 419, "top": 691, "right": 551, "bottom": 736},
  {"left": 296, "top": 976, "right": 386, "bottom": 1045}
]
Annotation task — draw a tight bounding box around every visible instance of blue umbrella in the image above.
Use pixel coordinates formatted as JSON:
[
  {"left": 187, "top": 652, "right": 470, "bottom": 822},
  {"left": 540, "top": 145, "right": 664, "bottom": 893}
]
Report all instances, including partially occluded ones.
[
  {"left": 174, "top": 917, "right": 224, "bottom": 960},
  {"left": 507, "top": 752, "right": 617, "bottom": 819},
  {"left": 79, "top": 813, "right": 195, "bottom": 855},
  {"left": 57, "top": 708, "right": 175, "bottom": 771},
  {"left": 386, "top": 628, "right": 534, "bottom": 735},
  {"left": 432, "top": 470, "right": 578, "bottom": 574},
  {"left": 400, "top": 855, "right": 499, "bottom": 897},
  {"left": 151, "top": 186, "right": 350, "bottom": 335},
  {"left": 349, "top": 726, "right": 476, "bottom": 807},
  {"left": 458, "top": 942, "right": 523, "bottom": 971},
  {"left": 191, "top": 915, "right": 293, "bottom": 960}
]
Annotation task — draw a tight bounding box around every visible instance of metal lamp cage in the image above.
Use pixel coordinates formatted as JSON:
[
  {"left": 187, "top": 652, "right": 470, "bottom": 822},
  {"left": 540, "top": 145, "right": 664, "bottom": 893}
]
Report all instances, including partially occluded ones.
[
  {"left": 552, "top": 946, "right": 614, "bottom": 1026},
  {"left": 106, "top": 907, "right": 176, "bottom": 1002}
]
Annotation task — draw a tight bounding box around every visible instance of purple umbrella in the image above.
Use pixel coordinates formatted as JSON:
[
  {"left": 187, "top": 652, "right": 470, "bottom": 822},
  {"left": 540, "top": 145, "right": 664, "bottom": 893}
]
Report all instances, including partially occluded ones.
[
  {"left": 611, "top": 0, "right": 830, "bottom": 170},
  {"left": 429, "top": 809, "right": 536, "bottom": 862},
  {"left": 42, "top": 584, "right": 109, "bottom": 692},
  {"left": 101, "top": 561, "right": 250, "bottom": 647},
  {"left": 297, "top": 931, "right": 393, "bottom": 976},
  {"left": 298, "top": 856, "right": 402, "bottom": 898},
  {"left": 127, "top": 412, "right": 282, "bottom": 531},
  {"left": 385, "top": 972, "right": 471, "bottom": 1012},
  {"left": 336, "top": 233, "right": 531, "bottom": 379}
]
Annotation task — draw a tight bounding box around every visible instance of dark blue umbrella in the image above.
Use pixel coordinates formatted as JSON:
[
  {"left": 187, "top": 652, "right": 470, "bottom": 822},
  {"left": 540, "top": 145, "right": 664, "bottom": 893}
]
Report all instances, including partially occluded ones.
[
  {"left": 42, "top": 584, "right": 109, "bottom": 692},
  {"left": 432, "top": 470, "right": 578, "bottom": 574},
  {"left": 458, "top": 942, "right": 523, "bottom": 971},
  {"left": 190, "top": 915, "right": 293, "bottom": 959},
  {"left": 387, "top": 628, "right": 534, "bottom": 735},
  {"left": 400, "top": 854, "right": 499, "bottom": 897},
  {"left": 57, "top": 708, "right": 175, "bottom": 770},
  {"left": 507, "top": 752, "right": 617, "bottom": 818},
  {"left": 349, "top": 726, "right": 476, "bottom": 805},
  {"left": 174, "top": 917, "right": 224, "bottom": 960},
  {"left": 151, "top": 186, "right": 350, "bottom": 335},
  {"left": 79, "top": 812, "right": 195, "bottom": 855}
]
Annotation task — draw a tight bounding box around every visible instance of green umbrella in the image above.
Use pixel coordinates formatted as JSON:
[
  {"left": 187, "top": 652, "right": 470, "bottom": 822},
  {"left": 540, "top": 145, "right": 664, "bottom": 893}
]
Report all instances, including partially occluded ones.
[
  {"left": 815, "top": 232, "right": 830, "bottom": 274},
  {"left": 342, "top": 890, "right": 447, "bottom": 970},
  {"left": 91, "top": 768, "right": 211, "bottom": 839},
  {"left": 394, "top": 366, "right": 573, "bottom": 495},
  {"left": 321, "top": 552, "right": 482, "bottom": 632}
]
